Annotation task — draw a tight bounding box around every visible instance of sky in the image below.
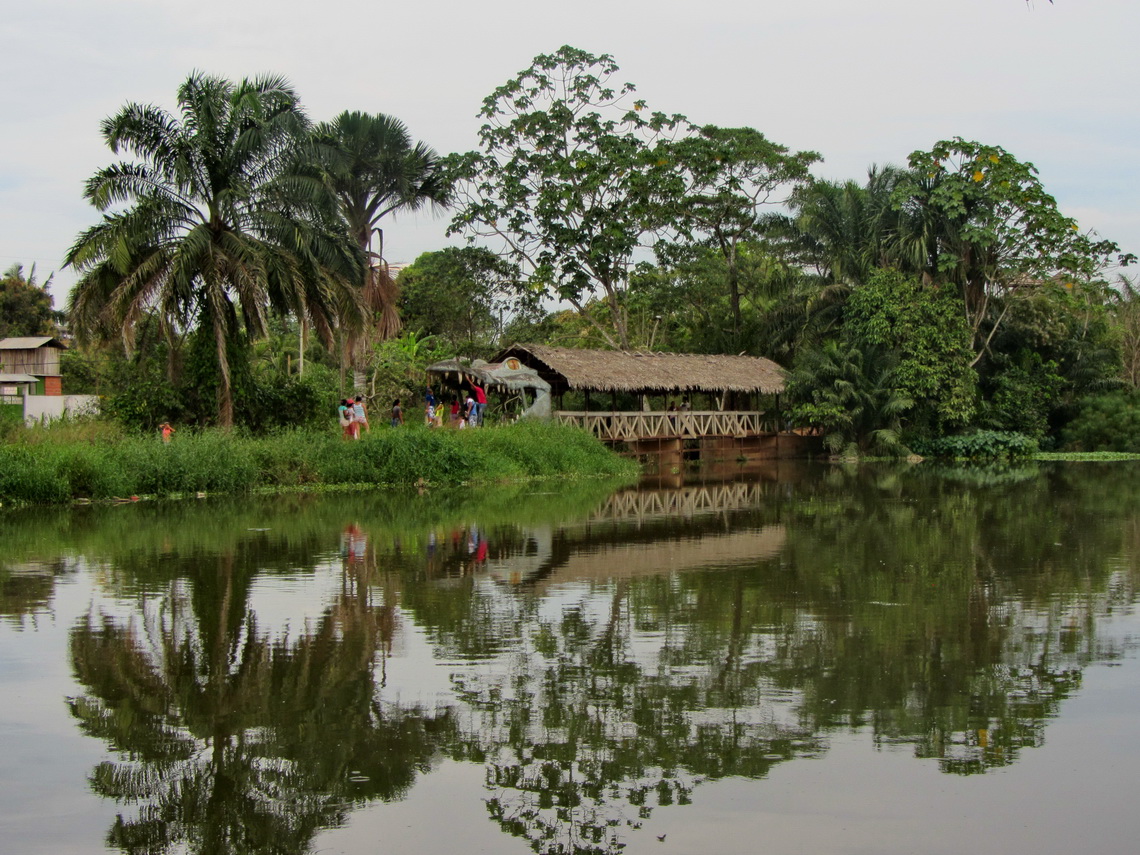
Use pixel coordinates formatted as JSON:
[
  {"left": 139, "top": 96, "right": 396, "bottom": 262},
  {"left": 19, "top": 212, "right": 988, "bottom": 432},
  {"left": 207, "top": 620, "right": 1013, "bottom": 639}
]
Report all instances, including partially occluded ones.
[{"left": 3, "top": 0, "right": 1139, "bottom": 304}]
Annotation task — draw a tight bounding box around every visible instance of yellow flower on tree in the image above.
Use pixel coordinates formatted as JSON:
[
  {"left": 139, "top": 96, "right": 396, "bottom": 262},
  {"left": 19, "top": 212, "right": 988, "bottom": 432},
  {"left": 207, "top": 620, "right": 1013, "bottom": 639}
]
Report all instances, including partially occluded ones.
[{"left": 973, "top": 171, "right": 985, "bottom": 182}]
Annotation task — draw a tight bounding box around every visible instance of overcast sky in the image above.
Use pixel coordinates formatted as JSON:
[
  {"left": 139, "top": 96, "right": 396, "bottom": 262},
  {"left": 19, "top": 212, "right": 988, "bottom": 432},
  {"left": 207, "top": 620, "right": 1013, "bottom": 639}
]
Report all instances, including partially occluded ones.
[{"left": 3, "top": 0, "right": 1138, "bottom": 303}]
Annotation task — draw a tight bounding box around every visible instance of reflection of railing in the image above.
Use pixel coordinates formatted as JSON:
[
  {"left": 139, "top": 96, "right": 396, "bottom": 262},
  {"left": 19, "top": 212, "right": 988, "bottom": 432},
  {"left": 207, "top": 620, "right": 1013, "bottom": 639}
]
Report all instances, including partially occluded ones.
[
  {"left": 555, "top": 410, "right": 765, "bottom": 440},
  {"left": 593, "top": 483, "right": 765, "bottom": 523}
]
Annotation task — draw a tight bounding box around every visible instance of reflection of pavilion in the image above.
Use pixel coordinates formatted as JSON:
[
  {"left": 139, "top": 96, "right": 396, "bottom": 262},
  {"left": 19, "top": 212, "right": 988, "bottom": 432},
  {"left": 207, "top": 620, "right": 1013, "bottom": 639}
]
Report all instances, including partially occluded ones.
[
  {"left": 483, "top": 483, "right": 786, "bottom": 589},
  {"left": 592, "top": 481, "right": 768, "bottom": 523}
]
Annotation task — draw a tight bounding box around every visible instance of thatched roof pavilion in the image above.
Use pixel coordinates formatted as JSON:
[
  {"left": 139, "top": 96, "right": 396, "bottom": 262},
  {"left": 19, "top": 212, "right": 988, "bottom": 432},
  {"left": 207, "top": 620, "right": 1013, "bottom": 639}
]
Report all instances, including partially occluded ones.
[{"left": 492, "top": 344, "right": 786, "bottom": 398}]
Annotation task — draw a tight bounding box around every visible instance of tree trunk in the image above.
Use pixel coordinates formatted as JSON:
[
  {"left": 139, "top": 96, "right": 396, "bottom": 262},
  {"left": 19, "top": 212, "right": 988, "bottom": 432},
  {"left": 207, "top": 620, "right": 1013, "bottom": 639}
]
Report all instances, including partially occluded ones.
[{"left": 213, "top": 306, "right": 234, "bottom": 428}]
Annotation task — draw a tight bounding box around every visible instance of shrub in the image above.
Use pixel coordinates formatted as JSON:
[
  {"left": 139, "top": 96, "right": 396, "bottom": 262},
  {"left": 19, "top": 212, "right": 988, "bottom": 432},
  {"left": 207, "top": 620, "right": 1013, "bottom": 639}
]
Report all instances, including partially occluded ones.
[
  {"left": 0, "top": 421, "right": 637, "bottom": 506},
  {"left": 1060, "top": 392, "right": 1140, "bottom": 452},
  {"left": 910, "top": 431, "right": 1039, "bottom": 461}
]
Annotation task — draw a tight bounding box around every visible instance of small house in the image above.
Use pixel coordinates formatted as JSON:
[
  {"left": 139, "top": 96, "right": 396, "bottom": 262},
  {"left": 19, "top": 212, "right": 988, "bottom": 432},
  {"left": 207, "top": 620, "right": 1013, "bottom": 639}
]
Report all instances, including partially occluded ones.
[{"left": 0, "top": 337, "right": 66, "bottom": 396}]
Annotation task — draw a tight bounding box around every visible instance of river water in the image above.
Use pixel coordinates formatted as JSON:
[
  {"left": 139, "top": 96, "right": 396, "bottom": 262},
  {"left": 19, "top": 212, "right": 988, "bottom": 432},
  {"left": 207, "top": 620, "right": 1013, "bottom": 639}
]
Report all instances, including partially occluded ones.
[{"left": 2, "top": 461, "right": 1139, "bottom": 855}]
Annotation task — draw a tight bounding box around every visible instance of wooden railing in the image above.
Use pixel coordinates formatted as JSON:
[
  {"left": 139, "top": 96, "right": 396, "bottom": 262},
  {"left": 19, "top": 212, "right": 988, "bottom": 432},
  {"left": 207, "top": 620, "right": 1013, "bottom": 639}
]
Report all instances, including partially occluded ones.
[
  {"left": 554, "top": 410, "right": 768, "bottom": 440},
  {"left": 592, "top": 482, "right": 765, "bottom": 522}
]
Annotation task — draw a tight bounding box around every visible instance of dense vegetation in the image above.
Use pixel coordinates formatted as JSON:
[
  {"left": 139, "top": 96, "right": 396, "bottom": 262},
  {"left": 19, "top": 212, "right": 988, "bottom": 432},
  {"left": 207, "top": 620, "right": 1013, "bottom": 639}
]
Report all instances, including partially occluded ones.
[
  {"left": 5, "top": 47, "right": 1139, "bottom": 456},
  {"left": 0, "top": 421, "right": 638, "bottom": 507}
]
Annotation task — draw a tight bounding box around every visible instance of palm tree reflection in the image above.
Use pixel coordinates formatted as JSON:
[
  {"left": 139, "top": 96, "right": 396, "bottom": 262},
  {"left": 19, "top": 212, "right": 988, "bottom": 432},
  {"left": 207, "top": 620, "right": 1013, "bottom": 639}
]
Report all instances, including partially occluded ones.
[{"left": 68, "top": 544, "right": 451, "bottom": 855}]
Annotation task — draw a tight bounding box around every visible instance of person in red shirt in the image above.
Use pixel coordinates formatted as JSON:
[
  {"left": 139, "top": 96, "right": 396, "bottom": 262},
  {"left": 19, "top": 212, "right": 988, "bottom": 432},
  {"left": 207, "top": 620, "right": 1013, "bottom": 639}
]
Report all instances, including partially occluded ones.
[{"left": 469, "top": 381, "right": 487, "bottom": 426}]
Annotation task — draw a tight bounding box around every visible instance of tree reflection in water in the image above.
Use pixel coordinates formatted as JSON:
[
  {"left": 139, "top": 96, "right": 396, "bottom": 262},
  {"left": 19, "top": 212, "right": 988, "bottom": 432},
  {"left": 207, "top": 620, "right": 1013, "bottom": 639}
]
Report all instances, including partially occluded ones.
[
  {"left": 55, "top": 464, "right": 1140, "bottom": 854},
  {"left": 68, "top": 541, "right": 453, "bottom": 855}
]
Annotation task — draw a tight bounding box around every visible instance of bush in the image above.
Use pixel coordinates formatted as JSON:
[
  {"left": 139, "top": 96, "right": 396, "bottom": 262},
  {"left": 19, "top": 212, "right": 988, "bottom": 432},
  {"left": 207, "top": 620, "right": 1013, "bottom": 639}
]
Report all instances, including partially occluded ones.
[
  {"left": 911, "top": 431, "right": 1039, "bottom": 461},
  {"left": 1060, "top": 392, "right": 1140, "bottom": 452}
]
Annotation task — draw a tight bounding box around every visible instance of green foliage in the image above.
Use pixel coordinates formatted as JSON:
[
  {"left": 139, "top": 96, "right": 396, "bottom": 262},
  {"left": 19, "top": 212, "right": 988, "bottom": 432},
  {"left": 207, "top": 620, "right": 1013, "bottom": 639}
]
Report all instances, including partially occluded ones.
[
  {"left": 312, "top": 110, "right": 451, "bottom": 344},
  {"left": 0, "top": 422, "right": 637, "bottom": 506},
  {"left": 367, "top": 331, "right": 450, "bottom": 411},
  {"left": 1060, "top": 391, "right": 1140, "bottom": 452},
  {"left": 654, "top": 125, "right": 818, "bottom": 342},
  {"left": 911, "top": 430, "right": 1039, "bottom": 460},
  {"left": 446, "top": 45, "right": 685, "bottom": 349},
  {"left": 0, "top": 263, "right": 61, "bottom": 338},
  {"left": 628, "top": 245, "right": 805, "bottom": 356},
  {"left": 897, "top": 138, "right": 1127, "bottom": 358},
  {"left": 398, "top": 247, "right": 536, "bottom": 354},
  {"left": 788, "top": 340, "right": 913, "bottom": 456},
  {"left": 901, "top": 139, "right": 1124, "bottom": 284},
  {"left": 66, "top": 72, "right": 364, "bottom": 426},
  {"left": 979, "top": 351, "right": 1065, "bottom": 442},
  {"left": 846, "top": 269, "right": 977, "bottom": 433},
  {"left": 781, "top": 167, "right": 905, "bottom": 286}
]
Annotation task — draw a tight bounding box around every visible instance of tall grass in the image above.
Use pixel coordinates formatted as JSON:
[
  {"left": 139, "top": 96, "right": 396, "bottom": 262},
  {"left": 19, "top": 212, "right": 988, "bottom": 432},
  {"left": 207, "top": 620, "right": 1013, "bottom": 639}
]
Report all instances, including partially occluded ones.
[{"left": 0, "top": 421, "right": 638, "bottom": 506}]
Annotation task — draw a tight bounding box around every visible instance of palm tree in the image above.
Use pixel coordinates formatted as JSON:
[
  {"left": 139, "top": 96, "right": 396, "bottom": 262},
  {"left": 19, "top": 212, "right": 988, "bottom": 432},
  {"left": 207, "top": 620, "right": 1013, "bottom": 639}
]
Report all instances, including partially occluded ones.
[
  {"left": 788, "top": 340, "right": 913, "bottom": 455},
  {"left": 66, "top": 72, "right": 364, "bottom": 426},
  {"left": 312, "top": 111, "right": 450, "bottom": 383},
  {"left": 783, "top": 166, "right": 907, "bottom": 287}
]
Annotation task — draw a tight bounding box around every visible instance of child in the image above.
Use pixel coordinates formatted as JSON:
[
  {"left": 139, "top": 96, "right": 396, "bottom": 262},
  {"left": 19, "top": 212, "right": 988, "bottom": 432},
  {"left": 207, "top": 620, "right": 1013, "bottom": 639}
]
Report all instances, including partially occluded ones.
[
  {"left": 338, "top": 400, "right": 356, "bottom": 439},
  {"left": 352, "top": 395, "right": 369, "bottom": 434},
  {"left": 160, "top": 422, "right": 175, "bottom": 444}
]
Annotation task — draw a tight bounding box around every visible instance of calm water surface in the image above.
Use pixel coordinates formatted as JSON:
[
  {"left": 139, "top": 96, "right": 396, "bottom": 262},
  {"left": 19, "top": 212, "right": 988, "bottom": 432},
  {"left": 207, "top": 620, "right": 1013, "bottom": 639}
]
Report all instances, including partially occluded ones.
[{"left": 2, "top": 462, "right": 1139, "bottom": 855}]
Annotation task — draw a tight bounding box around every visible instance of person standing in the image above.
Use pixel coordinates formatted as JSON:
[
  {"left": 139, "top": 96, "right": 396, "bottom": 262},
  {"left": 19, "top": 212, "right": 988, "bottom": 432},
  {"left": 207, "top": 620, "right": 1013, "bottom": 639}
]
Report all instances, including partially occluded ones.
[
  {"left": 338, "top": 400, "right": 356, "bottom": 440},
  {"left": 465, "top": 390, "right": 477, "bottom": 428},
  {"left": 160, "top": 422, "right": 175, "bottom": 443},
  {"left": 353, "top": 395, "right": 369, "bottom": 434},
  {"left": 469, "top": 381, "right": 487, "bottom": 426},
  {"left": 390, "top": 398, "right": 405, "bottom": 427}
]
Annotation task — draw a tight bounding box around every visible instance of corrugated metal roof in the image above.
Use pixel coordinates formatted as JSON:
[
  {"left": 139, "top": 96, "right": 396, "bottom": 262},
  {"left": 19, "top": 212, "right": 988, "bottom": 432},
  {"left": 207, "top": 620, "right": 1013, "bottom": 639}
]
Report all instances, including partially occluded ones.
[{"left": 0, "top": 336, "right": 66, "bottom": 350}]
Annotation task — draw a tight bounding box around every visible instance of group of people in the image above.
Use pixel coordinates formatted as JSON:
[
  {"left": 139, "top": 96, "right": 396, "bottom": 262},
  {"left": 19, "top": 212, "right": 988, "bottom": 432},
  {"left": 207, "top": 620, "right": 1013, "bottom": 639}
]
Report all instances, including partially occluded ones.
[
  {"left": 423, "top": 382, "right": 486, "bottom": 429},
  {"left": 338, "top": 381, "right": 488, "bottom": 438},
  {"left": 337, "top": 396, "right": 370, "bottom": 439}
]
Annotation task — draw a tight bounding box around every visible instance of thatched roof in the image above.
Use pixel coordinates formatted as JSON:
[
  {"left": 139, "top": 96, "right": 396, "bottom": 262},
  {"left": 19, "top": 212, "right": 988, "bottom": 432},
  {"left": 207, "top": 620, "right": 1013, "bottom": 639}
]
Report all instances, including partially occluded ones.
[{"left": 492, "top": 344, "right": 786, "bottom": 395}]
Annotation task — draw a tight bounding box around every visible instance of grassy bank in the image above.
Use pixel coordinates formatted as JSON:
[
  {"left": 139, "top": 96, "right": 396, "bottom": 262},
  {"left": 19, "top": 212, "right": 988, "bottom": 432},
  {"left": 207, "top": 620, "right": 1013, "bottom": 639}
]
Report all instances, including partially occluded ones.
[{"left": 0, "top": 421, "right": 639, "bottom": 507}]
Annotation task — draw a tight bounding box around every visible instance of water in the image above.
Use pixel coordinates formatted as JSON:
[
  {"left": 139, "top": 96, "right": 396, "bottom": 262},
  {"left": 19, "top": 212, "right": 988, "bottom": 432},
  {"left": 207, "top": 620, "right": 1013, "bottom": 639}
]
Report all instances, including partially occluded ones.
[{"left": 2, "top": 462, "right": 1139, "bottom": 855}]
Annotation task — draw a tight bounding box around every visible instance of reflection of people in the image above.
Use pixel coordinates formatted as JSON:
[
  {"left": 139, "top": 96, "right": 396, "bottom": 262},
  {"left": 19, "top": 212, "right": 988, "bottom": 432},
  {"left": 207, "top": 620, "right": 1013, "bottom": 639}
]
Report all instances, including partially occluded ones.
[
  {"left": 160, "top": 422, "right": 175, "bottom": 443},
  {"left": 342, "top": 524, "right": 367, "bottom": 564}
]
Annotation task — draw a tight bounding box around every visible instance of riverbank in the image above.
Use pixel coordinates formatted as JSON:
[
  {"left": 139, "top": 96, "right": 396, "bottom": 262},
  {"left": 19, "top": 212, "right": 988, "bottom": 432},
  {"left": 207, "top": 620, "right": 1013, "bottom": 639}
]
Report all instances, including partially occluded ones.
[{"left": 0, "top": 421, "right": 640, "bottom": 507}]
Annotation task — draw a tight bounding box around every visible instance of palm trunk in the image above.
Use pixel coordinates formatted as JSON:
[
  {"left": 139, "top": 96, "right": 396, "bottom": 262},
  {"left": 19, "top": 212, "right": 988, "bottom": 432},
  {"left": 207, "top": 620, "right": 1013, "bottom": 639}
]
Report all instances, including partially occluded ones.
[{"left": 213, "top": 305, "right": 234, "bottom": 428}]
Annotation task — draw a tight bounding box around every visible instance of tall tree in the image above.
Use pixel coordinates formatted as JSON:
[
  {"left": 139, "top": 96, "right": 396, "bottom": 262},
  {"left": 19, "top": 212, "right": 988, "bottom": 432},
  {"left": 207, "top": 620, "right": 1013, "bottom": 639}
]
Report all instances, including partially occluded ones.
[
  {"left": 313, "top": 111, "right": 451, "bottom": 350},
  {"left": 397, "top": 246, "right": 534, "bottom": 354},
  {"left": 0, "top": 263, "right": 62, "bottom": 338},
  {"left": 447, "top": 45, "right": 684, "bottom": 350},
  {"left": 781, "top": 166, "right": 908, "bottom": 286},
  {"left": 656, "top": 125, "right": 818, "bottom": 342},
  {"left": 65, "top": 73, "right": 363, "bottom": 426},
  {"left": 894, "top": 138, "right": 1128, "bottom": 364}
]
